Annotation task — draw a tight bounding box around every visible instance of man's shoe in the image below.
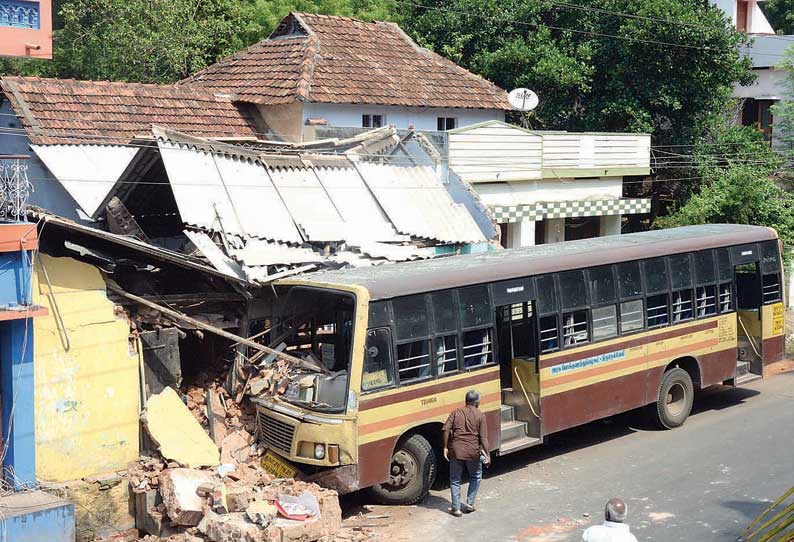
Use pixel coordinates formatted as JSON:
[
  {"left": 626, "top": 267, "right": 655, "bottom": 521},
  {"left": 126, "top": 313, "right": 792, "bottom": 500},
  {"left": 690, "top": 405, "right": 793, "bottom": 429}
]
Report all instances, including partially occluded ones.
[
  {"left": 462, "top": 503, "right": 477, "bottom": 513},
  {"left": 450, "top": 508, "right": 463, "bottom": 517}
]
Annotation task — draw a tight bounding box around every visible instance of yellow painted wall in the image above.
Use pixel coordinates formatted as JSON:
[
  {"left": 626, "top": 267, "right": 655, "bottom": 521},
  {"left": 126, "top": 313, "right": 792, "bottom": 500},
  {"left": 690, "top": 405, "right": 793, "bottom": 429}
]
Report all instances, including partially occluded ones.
[{"left": 33, "top": 255, "right": 140, "bottom": 482}]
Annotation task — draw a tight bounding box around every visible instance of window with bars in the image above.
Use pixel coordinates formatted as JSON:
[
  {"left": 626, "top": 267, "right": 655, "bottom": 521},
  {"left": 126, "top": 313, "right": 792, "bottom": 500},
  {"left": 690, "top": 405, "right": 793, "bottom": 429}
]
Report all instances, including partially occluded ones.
[
  {"left": 562, "top": 310, "right": 589, "bottom": 347},
  {"left": 647, "top": 293, "right": 669, "bottom": 327},
  {"left": 672, "top": 290, "right": 693, "bottom": 323},
  {"left": 396, "top": 340, "right": 432, "bottom": 382},
  {"left": 539, "top": 314, "right": 559, "bottom": 353},
  {"left": 592, "top": 305, "right": 617, "bottom": 340},
  {"left": 620, "top": 299, "right": 644, "bottom": 333},
  {"left": 695, "top": 285, "right": 717, "bottom": 317},
  {"left": 362, "top": 114, "right": 384, "bottom": 128},
  {"left": 462, "top": 328, "right": 493, "bottom": 368},
  {"left": 435, "top": 335, "right": 458, "bottom": 374},
  {"left": 719, "top": 283, "right": 733, "bottom": 313},
  {"left": 437, "top": 117, "right": 458, "bottom": 131},
  {"left": 763, "top": 273, "right": 782, "bottom": 304}
]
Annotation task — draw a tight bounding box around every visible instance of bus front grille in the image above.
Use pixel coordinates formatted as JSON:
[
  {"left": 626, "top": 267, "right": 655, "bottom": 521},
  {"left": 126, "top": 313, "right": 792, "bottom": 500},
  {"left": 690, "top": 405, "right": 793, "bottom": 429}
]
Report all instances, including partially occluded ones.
[{"left": 257, "top": 412, "right": 295, "bottom": 454}]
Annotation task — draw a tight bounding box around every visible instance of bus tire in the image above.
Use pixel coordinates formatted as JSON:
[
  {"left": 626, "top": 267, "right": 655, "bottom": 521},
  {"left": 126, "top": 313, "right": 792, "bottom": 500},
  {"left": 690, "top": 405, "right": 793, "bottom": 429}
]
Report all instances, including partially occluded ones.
[
  {"left": 369, "top": 434, "right": 437, "bottom": 505},
  {"left": 655, "top": 367, "right": 694, "bottom": 429}
]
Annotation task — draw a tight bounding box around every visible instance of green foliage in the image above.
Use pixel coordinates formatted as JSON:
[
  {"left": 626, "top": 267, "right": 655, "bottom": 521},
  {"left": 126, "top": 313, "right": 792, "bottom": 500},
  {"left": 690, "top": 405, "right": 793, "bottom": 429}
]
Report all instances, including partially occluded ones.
[
  {"left": 759, "top": 0, "right": 794, "bottom": 35},
  {"left": 398, "top": 0, "right": 753, "bottom": 145},
  {"left": 772, "top": 45, "right": 794, "bottom": 150},
  {"left": 0, "top": 0, "right": 397, "bottom": 83},
  {"left": 655, "top": 125, "right": 794, "bottom": 251}
]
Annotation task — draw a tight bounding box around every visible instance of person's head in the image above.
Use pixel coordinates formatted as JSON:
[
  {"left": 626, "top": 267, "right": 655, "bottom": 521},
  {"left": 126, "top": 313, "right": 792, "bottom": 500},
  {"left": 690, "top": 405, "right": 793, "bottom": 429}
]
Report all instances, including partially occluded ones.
[
  {"left": 465, "top": 389, "right": 480, "bottom": 407},
  {"left": 605, "top": 498, "right": 628, "bottom": 523}
]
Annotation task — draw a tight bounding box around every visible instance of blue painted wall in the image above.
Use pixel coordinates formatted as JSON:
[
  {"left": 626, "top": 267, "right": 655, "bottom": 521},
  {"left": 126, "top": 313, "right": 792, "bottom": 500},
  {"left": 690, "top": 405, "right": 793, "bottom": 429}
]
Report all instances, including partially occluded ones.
[{"left": 0, "top": 492, "right": 75, "bottom": 542}]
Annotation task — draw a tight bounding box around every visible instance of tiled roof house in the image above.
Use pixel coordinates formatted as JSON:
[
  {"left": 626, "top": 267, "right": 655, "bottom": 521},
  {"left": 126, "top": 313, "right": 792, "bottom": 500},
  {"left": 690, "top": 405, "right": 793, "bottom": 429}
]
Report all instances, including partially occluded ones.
[{"left": 181, "top": 12, "right": 511, "bottom": 140}]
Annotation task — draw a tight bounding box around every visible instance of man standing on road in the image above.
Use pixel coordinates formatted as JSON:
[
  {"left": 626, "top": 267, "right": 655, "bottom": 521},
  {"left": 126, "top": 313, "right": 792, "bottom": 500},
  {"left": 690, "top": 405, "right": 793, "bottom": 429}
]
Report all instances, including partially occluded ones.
[
  {"left": 443, "top": 389, "right": 490, "bottom": 517},
  {"left": 582, "top": 498, "right": 638, "bottom": 542}
]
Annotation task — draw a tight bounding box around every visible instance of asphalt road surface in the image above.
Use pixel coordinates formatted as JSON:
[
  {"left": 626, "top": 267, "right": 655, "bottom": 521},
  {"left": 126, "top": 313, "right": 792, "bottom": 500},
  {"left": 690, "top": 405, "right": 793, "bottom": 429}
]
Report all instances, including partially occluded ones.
[{"left": 361, "top": 369, "right": 794, "bottom": 542}]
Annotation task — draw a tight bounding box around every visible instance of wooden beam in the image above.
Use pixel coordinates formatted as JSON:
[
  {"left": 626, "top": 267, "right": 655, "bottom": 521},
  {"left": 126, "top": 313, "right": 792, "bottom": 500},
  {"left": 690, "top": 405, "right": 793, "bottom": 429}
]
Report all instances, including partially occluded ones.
[{"left": 107, "top": 284, "right": 323, "bottom": 373}]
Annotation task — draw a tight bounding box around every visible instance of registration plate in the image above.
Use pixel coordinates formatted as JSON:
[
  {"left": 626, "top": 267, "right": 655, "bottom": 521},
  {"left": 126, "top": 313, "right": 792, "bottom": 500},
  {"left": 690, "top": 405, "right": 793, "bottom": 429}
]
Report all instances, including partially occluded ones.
[{"left": 261, "top": 450, "right": 298, "bottom": 479}]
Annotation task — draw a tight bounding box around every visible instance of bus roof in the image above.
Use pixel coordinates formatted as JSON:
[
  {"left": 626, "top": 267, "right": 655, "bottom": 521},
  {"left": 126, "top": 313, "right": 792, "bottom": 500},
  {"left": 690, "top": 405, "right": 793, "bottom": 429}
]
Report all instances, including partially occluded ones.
[{"left": 292, "top": 224, "right": 778, "bottom": 301}]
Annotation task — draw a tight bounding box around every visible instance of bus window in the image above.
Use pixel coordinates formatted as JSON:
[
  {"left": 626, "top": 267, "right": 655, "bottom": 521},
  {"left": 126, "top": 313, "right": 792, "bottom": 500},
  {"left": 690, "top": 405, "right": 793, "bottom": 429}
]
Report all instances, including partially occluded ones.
[
  {"left": 644, "top": 258, "right": 669, "bottom": 293},
  {"left": 620, "top": 299, "right": 644, "bottom": 333},
  {"left": 592, "top": 305, "right": 617, "bottom": 340},
  {"left": 396, "top": 340, "right": 432, "bottom": 382},
  {"left": 430, "top": 290, "right": 459, "bottom": 333},
  {"left": 362, "top": 328, "right": 395, "bottom": 391},
  {"left": 462, "top": 329, "right": 493, "bottom": 368},
  {"left": 539, "top": 314, "right": 559, "bottom": 353},
  {"left": 588, "top": 266, "right": 616, "bottom": 305},
  {"left": 392, "top": 295, "right": 429, "bottom": 340},
  {"left": 618, "top": 261, "right": 643, "bottom": 298},
  {"left": 536, "top": 275, "right": 558, "bottom": 314},
  {"left": 694, "top": 251, "right": 716, "bottom": 285},
  {"left": 696, "top": 285, "right": 717, "bottom": 317},
  {"left": 762, "top": 273, "right": 782, "bottom": 304},
  {"left": 435, "top": 335, "right": 459, "bottom": 374},
  {"left": 559, "top": 270, "right": 588, "bottom": 310},
  {"left": 647, "top": 294, "right": 670, "bottom": 327},
  {"left": 719, "top": 283, "right": 733, "bottom": 312},
  {"left": 562, "top": 310, "right": 589, "bottom": 346},
  {"left": 459, "top": 286, "right": 492, "bottom": 328}
]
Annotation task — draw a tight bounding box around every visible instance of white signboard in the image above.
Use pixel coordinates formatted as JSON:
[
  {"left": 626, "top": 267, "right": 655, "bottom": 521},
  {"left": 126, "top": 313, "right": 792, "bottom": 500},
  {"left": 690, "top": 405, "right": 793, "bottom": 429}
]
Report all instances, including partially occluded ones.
[{"left": 508, "top": 88, "right": 539, "bottom": 111}]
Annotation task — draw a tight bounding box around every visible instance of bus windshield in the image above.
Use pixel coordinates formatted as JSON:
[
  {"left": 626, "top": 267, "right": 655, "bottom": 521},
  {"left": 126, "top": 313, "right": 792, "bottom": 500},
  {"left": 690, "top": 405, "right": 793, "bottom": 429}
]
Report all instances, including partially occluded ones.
[{"left": 267, "top": 287, "right": 355, "bottom": 413}]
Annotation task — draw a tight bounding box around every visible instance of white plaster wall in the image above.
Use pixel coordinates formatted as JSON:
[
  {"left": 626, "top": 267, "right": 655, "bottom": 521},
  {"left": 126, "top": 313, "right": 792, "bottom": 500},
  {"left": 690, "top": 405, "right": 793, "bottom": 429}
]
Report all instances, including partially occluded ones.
[
  {"left": 713, "top": 0, "right": 736, "bottom": 24},
  {"left": 301, "top": 102, "right": 505, "bottom": 131},
  {"left": 473, "top": 177, "right": 624, "bottom": 207},
  {"left": 734, "top": 68, "right": 787, "bottom": 100}
]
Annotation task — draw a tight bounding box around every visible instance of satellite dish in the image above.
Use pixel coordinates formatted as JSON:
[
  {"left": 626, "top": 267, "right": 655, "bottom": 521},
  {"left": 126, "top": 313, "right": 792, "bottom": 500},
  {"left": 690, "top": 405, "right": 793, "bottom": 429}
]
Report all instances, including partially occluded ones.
[{"left": 508, "top": 88, "right": 539, "bottom": 111}]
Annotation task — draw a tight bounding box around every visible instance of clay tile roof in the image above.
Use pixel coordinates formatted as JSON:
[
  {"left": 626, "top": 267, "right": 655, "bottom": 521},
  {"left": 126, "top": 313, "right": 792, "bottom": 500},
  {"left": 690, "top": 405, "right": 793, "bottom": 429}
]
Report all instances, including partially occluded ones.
[
  {"left": 1, "top": 76, "right": 259, "bottom": 145},
  {"left": 182, "top": 12, "right": 511, "bottom": 111}
]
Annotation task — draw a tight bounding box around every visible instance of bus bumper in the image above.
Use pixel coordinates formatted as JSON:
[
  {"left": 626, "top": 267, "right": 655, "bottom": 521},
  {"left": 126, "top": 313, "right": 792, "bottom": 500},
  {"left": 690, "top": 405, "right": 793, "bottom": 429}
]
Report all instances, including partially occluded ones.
[{"left": 307, "top": 464, "right": 360, "bottom": 494}]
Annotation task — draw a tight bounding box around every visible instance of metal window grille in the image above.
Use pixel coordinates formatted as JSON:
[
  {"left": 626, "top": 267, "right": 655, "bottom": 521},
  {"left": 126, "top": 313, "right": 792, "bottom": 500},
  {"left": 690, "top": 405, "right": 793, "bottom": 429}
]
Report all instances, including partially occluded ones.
[
  {"left": 562, "top": 310, "right": 589, "bottom": 346},
  {"left": 695, "top": 286, "right": 717, "bottom": 317},
  {"left": 540, "top": 315, "right": 559, "bottom": 353},
  {"left": 719, "top": 283, "right": 733, "bottom": 313},
  {"left": 592, "top": 305, "right": 617, "bottom": 340},
  {"left": 397, "top": 340, "right": 431, "bottom": 381},
  {"left": 435, "top": 335, "right": 458, "bottom": 374},
  {"left": 672, "top": 290, "right": 693, "bottom": 322},
  {"left": 0, "top": 155, "right": 32, "bottom": 221},
  {"left": 0, "top": 1, "right": 40, "bottom": 29},
  {"left": 620, "top": 300, "right": 644, "bottom": 333},
  {"left": 646, "top": 294, "right": 669, "bottom": 328},
  {"left": 763, "top": 274, "right": 781, "bottom": 303},
  {"left": 462, "top": 329, "right": 492, "bottom": 368}
]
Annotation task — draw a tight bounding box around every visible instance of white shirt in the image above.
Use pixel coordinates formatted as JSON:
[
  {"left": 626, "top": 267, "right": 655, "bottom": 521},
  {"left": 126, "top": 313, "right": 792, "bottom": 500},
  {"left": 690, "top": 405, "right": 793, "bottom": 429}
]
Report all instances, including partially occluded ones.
[{"left": 582, "top": 521, "right": 638, "bottom": 542}]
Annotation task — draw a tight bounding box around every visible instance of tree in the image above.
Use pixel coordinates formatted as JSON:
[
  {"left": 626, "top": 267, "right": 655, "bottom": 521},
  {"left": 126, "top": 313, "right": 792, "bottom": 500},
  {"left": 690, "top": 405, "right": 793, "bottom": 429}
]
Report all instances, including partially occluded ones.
[
  {"left": 1, "top": 0, "right": 397, "bottom": 83},
  {"left": 654, "top": 125, "right": 794, "bottom": 251},
  {"left": 772, "top": 45, "right": 794, "bottom": 150},
  {"left": 759, "top": 0, "right": 794, "bottom": 35},
  {"left": 398, "top": 0, "right": 754, "bottom": 146}
]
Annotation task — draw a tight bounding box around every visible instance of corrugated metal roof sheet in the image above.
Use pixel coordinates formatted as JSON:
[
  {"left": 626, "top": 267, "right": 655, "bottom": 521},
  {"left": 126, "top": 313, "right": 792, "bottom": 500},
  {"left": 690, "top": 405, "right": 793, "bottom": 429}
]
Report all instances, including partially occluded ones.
[
  {"left": 157, "top": 140, "right": 303, "bottom": 244},
  {"left": 312, "top": 165, "right": 405, "bottom": 243},
  {"left": 31, "top": 144, "right": 138, "bottom": 216},
  {"left": 228, "top": 239, "right": 325, "bottom": 267},
  {"left": 356, "top": 163, "right": 486, "bottom": 244},
  {"left": 267, "top": 166, "right": 348, "bottom": 242}
]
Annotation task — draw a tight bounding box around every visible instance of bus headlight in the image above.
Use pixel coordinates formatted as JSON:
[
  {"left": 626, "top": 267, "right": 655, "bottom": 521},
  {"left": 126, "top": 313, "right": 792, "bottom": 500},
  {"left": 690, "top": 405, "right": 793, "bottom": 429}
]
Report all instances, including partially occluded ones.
[{"left": 314, "top": 443, "right": 326, "bottom": 459}]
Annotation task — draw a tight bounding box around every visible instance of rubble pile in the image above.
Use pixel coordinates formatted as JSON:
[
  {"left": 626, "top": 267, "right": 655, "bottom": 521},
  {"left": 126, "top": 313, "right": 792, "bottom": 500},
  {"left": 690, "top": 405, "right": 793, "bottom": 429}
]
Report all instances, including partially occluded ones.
[{"left": 131, "top": 385, "right": 373, "bottom": 542}]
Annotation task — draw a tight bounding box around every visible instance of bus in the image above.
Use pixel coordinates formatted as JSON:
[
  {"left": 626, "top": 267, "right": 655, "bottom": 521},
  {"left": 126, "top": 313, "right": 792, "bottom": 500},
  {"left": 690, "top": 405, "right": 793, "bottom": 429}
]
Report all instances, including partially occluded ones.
[{"left": 252, "top": 224, "right": 786, "bottom": 505}]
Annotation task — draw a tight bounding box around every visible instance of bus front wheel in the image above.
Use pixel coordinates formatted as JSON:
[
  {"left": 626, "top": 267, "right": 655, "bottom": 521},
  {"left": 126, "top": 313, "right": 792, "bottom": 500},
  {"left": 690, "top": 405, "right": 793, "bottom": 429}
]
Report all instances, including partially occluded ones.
[
  {"left": 655, "top": 367, "right": 694, "bottom": 429},
  {"left": 369, "top": 433, "right": 437, "bottom": 505}
]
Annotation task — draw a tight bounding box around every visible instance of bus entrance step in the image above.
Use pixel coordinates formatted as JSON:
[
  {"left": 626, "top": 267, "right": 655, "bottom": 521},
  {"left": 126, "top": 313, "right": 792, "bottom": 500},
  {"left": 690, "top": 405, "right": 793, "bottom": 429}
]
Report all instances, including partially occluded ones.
[
  {"left": 736, "top": 372, "right": 762, "bottom": 385},
  {"left": 500, "top": 405, "right": 515, "bottom": 423},
  {"left": 736, "top": 360, "right": 751, "bottom": 378},
  {"left": 499, "top": 435, "right": 542, "bottom": 455},
  {"left": 500, "top": 419, "right": 527, "bottom": 442}
]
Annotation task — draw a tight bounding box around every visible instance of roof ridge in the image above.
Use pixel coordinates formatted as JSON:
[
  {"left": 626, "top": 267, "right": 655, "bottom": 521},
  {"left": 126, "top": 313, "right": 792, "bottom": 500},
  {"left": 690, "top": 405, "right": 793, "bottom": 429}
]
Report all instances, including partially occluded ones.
[{"left": 1, "top": 74, "right": 239, "bottom": 98}]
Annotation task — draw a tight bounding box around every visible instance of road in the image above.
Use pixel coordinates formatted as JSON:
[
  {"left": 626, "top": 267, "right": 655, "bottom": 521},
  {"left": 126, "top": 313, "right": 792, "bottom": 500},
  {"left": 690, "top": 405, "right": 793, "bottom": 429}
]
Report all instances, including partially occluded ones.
[{"left": 347, "top": 366, "right": 794, "bottom": 542}]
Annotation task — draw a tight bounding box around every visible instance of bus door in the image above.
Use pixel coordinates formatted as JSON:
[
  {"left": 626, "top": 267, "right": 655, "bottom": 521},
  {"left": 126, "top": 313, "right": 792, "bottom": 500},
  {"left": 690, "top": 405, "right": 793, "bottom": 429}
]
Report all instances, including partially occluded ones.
[{"left": 732, "top": 245, "right": 764, "bottom": 380}]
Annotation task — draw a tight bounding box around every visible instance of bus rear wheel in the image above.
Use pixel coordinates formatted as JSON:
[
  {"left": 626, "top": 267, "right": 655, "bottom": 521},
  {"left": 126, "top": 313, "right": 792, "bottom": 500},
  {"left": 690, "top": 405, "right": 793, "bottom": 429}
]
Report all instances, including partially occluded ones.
[
  {"left": 369, "top": 434, "right": 437, "bottom": 505},
  {"left": 655, "top": 367, "right": 694, "bottom": 429}
]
